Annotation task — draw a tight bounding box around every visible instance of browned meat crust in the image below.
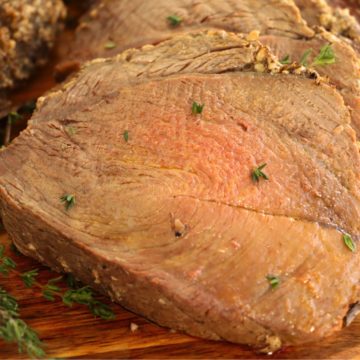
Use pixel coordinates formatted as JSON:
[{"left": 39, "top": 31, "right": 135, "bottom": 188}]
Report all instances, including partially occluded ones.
[
  {"left": 295, "top": 0, "right": 360, "bottom": 52},
  {"left": 0, "top": 0, "right": 66, "bottom": 91}
]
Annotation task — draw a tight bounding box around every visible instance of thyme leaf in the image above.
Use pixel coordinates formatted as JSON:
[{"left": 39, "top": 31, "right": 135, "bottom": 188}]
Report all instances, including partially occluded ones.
[
  {"left": 192, "top": 102, "right": 204, "bottom": 115},
  {"left": 104, "top": 41, "right": 117, "bottom": 49},
  {"left": 89, "top": 301, "right": 116, "bottom": 320},
  {"left": 0, "top": 247, "right": 16, "bottom": 276},
  {"left": 299, "top": 44, "right": 335, "bottom": 68},
  {"left": 167, "top": 15, "right": 182, "bottom": 26},
  {"left": 251, "top": 163, "right": 269, "bottom": 182},
  {"left": 0, "top": 287, "right": 45, "bottom": 358},
  {"left": 62, "top": 286, "right": 115, "bottom": 320},
  {"left": 41, "top": 276, "right": 61, "bottom": 301},
  {"left": 312, "top": 44, "right": 336, "bottom": 67},
  {"left": 266, "top": 275, "right": 280, "bottom": 289},
  {"left": 60, "top": 194, "right": 75, "bottom": 211},
  {"left": 0, "top": 245, "right": 116, "bottom": 356},
  {"left": 280, "top": 54, "right": 291, "bottom": 65},
  {"left": 64, "top": 273, "right": 82, "bottom": 289},
  {"left": 343, "top": 234, "right": 356, "bottom": 253},
  {"left": 300, "top": 48, "right": 313, "bottom": 66},
  {"left": 20, "top": 269, "right": 39, "bottom": 288}
]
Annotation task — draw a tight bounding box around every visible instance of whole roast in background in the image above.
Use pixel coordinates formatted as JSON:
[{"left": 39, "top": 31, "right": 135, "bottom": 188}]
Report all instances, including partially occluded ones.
[{"left": 0, "top": 0, "right": 66, "bottom": 116}]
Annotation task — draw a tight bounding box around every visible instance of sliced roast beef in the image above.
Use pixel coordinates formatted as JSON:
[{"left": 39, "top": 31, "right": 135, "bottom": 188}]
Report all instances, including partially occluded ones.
[
  {"left": 1, "top": 31, "right": 360, "bottom": 352},
  {"left": 276, "top": 1, "right": 360, "bottom": 134},
  {"left": 261, "top": 29, "right": 360, "bottom": 134},
  {"left": 66, "top": 0, "right": 313, "bottom": 63},
  {"left": 61, "top": 0, "right": 360, "bottom": 136}
]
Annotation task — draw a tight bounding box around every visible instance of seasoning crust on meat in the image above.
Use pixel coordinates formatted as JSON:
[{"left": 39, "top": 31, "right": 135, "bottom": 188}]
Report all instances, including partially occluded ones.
[{"left": 0, "top": 0, "right": 66, "bottom": 91}]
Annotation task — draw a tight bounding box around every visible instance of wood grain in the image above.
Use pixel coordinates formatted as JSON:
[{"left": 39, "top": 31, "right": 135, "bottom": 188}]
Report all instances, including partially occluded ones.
[
  {"left": 2, "top": 1, "right": 360, "bottom": 358},
  {"left": 1, "top": 230, "right": 360, "bottom": 359}
]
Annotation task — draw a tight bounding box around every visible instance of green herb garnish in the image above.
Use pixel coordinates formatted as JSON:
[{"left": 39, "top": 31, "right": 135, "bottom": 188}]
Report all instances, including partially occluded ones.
[
  {"left": 104, "top": 41, "right": 117, "bottom": 49},
  {"left": 251, "top": 163, "right": 269, "bottom": 182},
  {"left": 299, "top": 44, "right": 335, "bottom": 68},
  {"left": 63, "top": 286, "right": 115, "bottom": 320},
  {"left": 300, "top": 48, "right": 313, "bottom": 66},
  {"left": 266, "top": 275, "right": 280, "bottom": 289},
  {"left": 20, "top": 269, "right": 39, "bottom": 288},
  {"left": 280, "top": 54, "right": 291, "bottom": 65},
  {"left": 42, "top": 277, "right": 62, "bottom": 301},
  {"left": 167, "top": 15, "right": 182, "bottom": 26},
  {"left": 0, "top": 287, "right": 45, "bottom": 358},
  {"left": 312, "top": 44, "right": 336, "bottom": 67},
  {"left": 192, "top": 102, "right": 204, "bottom": 115},
  {"left": 60, "top": 194, "right": 75, "bottom": 210},
  {"left": 343, "top": 234, "right": 356, "bottom": 253},
  {"left": 64, "top": 273, "right": 81, "bottom": 289},
  {"left": 0, "top": 244, "right": 116, "bottom": 357},
  {"left": 0, "top": 245, "right": 16, "bottom": 276},
  {"left": 123, "top": 130, "right": 129, "bottom": 142}
]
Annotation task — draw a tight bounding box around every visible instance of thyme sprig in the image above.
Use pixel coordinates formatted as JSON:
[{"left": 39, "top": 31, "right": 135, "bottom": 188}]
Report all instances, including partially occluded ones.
[
  {"left": 343, "top": 234, "right": 356, "bottom": 253},
  {"left": 167, "top": 15, "right": 182, "bottom": 26},
  {"left": 252, "top": 163, "right": 269, "bottom": 182},
  {"left": 192, "top": 102, "right": 205, "bottom": 115},
  {"left": 266, "top": 275, "right": 280, "bottom": 289},
  {"left": 279, "top": 54, "right": 291, "bottom": 65},
  {"left": 104, "top": 40, "right": 117, "bottom": 49},
  {"left": 4, "top": 245, "right": 115, "bottom": 319},
  {"left": 280, "top": 44, "right": 335, "bottom": 68},
  {"left": 0, "top": 245, "right": 16, "bottom": 276},
  {"left": 312, "top": 44, "right": 336, "bottom": 66},
  {"left": 0, "top": 287, "right": 45, "bottom": 358},
  {"left": 299, "top": 44, "right": 335, "bottom": 67},
  {"left": 299, "top": 48, "right": 313, "bottom": 67},
  {"left": 0, "top": 244, "right": 116, "bottom": 357},
  {"left": 60, "top": 194, "right": 76, "bottom": 210},
  {"left": 20, "top": 269, "right": 39, "bottom": 288}
]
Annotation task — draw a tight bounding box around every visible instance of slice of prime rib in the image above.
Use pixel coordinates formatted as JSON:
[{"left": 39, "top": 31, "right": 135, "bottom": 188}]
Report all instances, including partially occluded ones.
[
  {"left": 61, "top": 0, "right": 360, "bottom": 136},
  {"left": 1, "top": 31, "right": 360, "bottom": 352}
]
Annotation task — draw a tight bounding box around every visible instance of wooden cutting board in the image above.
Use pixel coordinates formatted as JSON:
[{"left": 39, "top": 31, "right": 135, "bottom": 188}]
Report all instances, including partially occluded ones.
[
  {"left": 2, "top": 1, "right": 360, "bottom": 358},
  {"left": 1, "top": 231, "right": 360, "bottom": 359}
]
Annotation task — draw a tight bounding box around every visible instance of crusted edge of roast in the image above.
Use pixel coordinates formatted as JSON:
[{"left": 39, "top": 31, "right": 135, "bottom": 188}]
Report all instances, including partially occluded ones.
[{"left": 37, "top": 29, "right": 325, "bottom": 113}]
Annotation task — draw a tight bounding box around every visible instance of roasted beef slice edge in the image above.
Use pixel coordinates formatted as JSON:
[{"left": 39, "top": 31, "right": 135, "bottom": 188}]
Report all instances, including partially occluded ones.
[{"left": 59, "top": 0, "right": 360, "bottom": 138}]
